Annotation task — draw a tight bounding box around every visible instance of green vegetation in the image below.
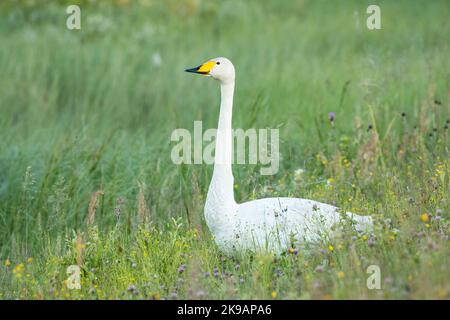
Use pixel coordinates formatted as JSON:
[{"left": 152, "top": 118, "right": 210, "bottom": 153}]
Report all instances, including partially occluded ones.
[{"left": 0, "top": 0, "right": 449, "bottom": 299}]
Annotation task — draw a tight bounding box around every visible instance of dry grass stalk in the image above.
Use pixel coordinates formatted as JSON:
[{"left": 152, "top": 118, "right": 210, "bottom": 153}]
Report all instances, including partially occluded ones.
[
  {"left": 137, "top": 182, "right": 149, "bottom": 224},
  {"left": 87, "top": 190, "right": 104, "bottom": 226}
]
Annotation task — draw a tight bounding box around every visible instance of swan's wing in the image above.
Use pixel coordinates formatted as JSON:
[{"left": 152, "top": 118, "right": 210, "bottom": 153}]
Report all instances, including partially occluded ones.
[
  {"left": 234, "top": 197, "right": 370, "bottom": 252},
  {"left": 237, "top": 197, "right": 340, "bottom": 236}
]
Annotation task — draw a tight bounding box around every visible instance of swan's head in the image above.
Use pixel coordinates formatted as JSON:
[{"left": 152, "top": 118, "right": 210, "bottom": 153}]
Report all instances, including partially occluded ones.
[{"left": 185, "top": 57, "right": 235, "bottom": 84}]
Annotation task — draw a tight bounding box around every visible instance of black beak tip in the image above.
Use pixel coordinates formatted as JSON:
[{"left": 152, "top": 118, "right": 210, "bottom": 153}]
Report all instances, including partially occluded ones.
[
  {"left": 185, "top": 67, "right": 197, "bottom": 73},
  {"left": 185, "top": 65, "right": 203, "bottom": 73}
]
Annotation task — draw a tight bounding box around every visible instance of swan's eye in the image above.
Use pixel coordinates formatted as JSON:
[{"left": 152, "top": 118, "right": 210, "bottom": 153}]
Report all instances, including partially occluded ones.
[{"left": 216, "top": 62, "right": 220, "bottom": 65}]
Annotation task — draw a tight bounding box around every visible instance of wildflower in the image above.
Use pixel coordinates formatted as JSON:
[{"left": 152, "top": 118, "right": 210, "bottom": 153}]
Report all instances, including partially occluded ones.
[
  {"left": 114, "top": 207, "right": 121, "bottom": 219},
  {"left": 177, "top": 264, "right": 186, "bottom": 274},
  {"left": 213, "top": 268, "right": 220, "bottom": 278},
  {"left": 13, "top": 263, "right": 25, "bottom": 276},
  {"left": 275, "top": 269, "right": 284, "bottom": 277},
  {"left": 5, "top": 259, "right": 11, "bottom": 267},
  {"left": 196, "top": 290, "right": 206, "bottom": 298},
  {"left": 315, "top": 265, "right": 324, "bottom": 273},
  {"left": 337, "top": 271, "right": 345, "bottom": 279},
  {"left": 152, "top": 52, "right": 162, "bottom": 67},
  {"left": 170, "top": 292, "right": 177, "bottom": 299},
  {"left": 313, "top": 281, "right": 322, "bottom": 289},
  {"left": 420, "top": 213, "right": 429, "bottom": 223},
  {"left": 328, "top": 245, "right": 334, "bottom": 252},
  {"left": 127, "top": 285, "right": 137, "bottom": 293},
  {"left": 438, "top": 288, "right": 448, "bottom": 299},
  {"left": 367, "top": 238, "right": 375, "bottom": 247},
  {"left": 203, "top": 272, "right": 210, "bottom": 278},
  {"left": 362, "top": 235, "right": 368, "bottom": 241},
  {"left": 27, "top": 257, "right": 33, "bottom": 264},
  {"left": 328, "top": 112, "right": 335, "bottom": 122},
  {"left": 152, "top": 293, "right": 161, "bottom": 300},
  {"left": 351, "top": 236, "right": 357, "bottom": 241},
  {"left": 271, "top": 291, "right": 277, "bottom": 299}
]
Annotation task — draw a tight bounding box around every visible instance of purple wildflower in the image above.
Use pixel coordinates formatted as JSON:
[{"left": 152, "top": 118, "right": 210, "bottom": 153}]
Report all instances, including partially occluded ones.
[
  {"left": 328, "top": 112, "right": 335, "bottom": 122},
  {"left": 196, "top": 290, "right": 206, "bottom": 298},
  {"left": 275, "top": 268, "right": 284, "bottom": 277},
  {"left": 127, "top": 284, "right": 137, "bottom": 293},
  {"left": 315, "top": 265, "right": 324, "bottom": 273},
  {"left": 177, "top": 264, "right": 186, "bottom": 274}
]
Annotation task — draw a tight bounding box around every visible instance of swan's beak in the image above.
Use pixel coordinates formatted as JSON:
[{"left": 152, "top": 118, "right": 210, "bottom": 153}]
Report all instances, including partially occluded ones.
[{"left": 185, "top": 61, "right": 215, "bottom": 75}]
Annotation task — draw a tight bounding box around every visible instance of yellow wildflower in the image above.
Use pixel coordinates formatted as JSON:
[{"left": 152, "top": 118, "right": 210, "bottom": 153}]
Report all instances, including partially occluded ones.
[
  {"left": 437, "top": 288, "right": 448, "bottom": 299},
  {"left": 328, "top": 245, "right": 334, "bottom": 252},
  {"left": 5, "top": 259, "right": 11, "bottom": 267},
  {"left": 420, "top": 213, "right": 429, "bottom": 223},
  {"left": 152, "top": 293, "right": 161, "bottom": 300},
  {"left": 337, "top": 271, "right": 345, "bottom": 279},
  {"left": 271, "top": 291, "right": 277, "bottom": 299},
  {"left": 13, "top": 263, "right": 25, "bottom": 278},
  {"left": 27, "top": 257, "right": 33, "bottom": 264}
]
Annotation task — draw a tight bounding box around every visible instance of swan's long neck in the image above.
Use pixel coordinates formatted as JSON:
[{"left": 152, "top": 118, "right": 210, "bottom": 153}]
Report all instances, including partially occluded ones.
[{"left": 205, "top": 80, "right": 236, "bottom": 227}]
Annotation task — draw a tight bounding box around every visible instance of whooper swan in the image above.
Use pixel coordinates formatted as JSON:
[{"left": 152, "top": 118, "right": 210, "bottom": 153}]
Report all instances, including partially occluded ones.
[{"left": 185, "top": 57, "right": 372, "bottom": 254}]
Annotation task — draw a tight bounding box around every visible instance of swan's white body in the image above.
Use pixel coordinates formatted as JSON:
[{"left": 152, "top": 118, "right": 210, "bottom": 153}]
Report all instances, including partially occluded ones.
[{"left": 186, "top": 57, "right": 372, "bottom": 254}]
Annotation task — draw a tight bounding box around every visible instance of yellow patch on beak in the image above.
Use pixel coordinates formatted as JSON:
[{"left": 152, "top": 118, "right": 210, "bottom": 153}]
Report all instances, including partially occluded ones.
[{"left": 197, "top": 61, "right": 216, "bottom": 74}]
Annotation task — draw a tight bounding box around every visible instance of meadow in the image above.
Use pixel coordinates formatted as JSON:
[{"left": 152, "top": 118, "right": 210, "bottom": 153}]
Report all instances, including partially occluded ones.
[{"left": 0, "top": 0, "right": 449, "bottom": 299}]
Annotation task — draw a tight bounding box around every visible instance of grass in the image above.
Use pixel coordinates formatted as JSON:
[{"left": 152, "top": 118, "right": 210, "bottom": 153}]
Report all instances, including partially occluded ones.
[{"left": 0, "top": 0, "right": 449, "bottom": 299}]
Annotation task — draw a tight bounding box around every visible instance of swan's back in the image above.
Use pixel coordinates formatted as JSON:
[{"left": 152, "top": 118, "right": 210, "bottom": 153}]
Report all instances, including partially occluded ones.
[{"left": 215, "top": 197, "right": 372, "bottom": 254}]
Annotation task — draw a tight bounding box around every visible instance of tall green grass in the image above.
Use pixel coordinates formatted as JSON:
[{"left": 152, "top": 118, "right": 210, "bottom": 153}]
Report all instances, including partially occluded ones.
[{"left": 0, "top": 0, "right": 449, "bottom": 299}]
